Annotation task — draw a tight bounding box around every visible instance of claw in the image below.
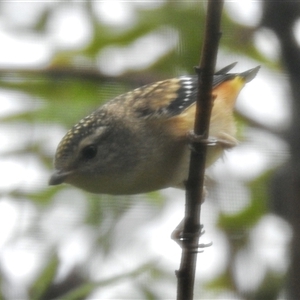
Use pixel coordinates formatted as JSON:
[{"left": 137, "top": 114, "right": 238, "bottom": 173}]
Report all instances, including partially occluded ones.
[
  {"left": 195, "top": 241, "right": 213, "bottom": 253},
  {"left": 187, "top": 130, "right": 237, "bottom": 151},
  {"left": 171, "top": 222, "right": 212, "bottom": 252}
]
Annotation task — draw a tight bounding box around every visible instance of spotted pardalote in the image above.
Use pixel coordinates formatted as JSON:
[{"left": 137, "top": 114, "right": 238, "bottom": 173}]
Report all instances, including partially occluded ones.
[{"left": 49, "top": 64, "right": 260, "bottom": 195}]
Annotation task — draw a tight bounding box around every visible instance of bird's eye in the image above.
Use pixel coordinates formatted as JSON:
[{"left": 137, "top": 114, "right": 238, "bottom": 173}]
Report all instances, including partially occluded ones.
[{"left": 81, "top": 145, "right": 97, "bottom": 160}]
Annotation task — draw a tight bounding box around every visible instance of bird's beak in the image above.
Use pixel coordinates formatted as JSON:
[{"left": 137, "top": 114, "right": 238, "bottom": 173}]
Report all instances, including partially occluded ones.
[{"left": 49, "top": 170, "right": 72, "bottom": 186}]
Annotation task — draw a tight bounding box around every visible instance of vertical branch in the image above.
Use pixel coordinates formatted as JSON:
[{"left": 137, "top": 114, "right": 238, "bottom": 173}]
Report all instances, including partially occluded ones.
[
  {"left": 176, "top": 1, "right": 224, "bottom": 300},
  {"left": 261, "top": 1, "right": 300, "bottom": 299}
]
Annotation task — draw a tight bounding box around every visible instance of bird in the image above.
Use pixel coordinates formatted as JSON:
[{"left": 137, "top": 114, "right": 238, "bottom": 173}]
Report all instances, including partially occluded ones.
[{"left": 49, "top": 63, "right": 260, "bottom": 195}]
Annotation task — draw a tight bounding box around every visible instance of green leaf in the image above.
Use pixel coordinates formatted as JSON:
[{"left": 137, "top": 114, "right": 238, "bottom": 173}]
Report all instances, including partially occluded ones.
[{"left": 29, "top": 254, "right": 60, "bottom": 300}]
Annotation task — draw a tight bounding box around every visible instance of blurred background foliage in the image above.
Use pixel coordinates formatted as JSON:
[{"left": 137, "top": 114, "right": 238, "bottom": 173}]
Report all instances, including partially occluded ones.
[{"left": 0, "top": 1, "right": 293, "bottom": 299}]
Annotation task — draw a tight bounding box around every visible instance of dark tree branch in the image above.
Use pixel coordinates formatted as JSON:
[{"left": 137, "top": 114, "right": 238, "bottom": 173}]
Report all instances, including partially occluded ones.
[
  {"left": 0, "top": 67, "right": 161, "bottom": 88},
  {"left": 176, "top": 1, "right": 224, "bottom": 300},
  {"left": 261, "top": 1, "right": 300, "bottom": 299}
]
